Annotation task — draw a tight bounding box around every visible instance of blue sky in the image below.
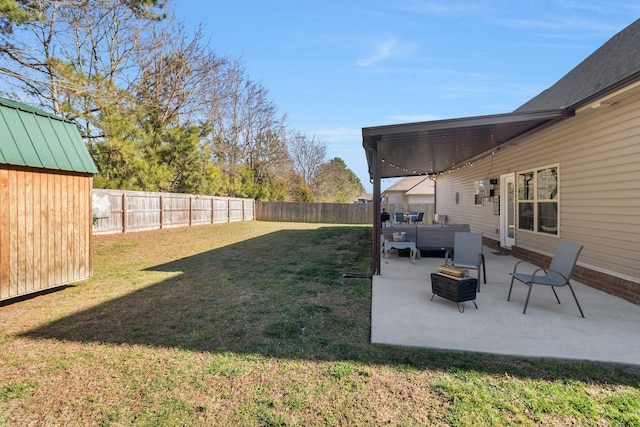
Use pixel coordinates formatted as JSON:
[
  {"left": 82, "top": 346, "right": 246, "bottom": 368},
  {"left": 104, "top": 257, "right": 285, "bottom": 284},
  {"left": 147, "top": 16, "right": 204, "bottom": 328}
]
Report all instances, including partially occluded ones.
[{"left": 174, "top": 1, "right": 640, "bottom": 193}]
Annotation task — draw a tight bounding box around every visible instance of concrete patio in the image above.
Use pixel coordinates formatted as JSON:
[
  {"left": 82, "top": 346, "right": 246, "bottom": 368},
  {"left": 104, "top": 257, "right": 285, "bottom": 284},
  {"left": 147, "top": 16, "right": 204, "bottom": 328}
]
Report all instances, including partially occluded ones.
[{"left": 371, "top": 248, "right": 640, "bottom": 367}]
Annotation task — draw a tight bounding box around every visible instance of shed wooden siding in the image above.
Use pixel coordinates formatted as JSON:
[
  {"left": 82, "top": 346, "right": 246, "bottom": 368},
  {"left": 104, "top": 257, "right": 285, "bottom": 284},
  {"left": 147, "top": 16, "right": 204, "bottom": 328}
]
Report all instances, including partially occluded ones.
[
  {"left": 0, "top": 166, "right": 92, "bottom": 300},
  {"left": 436, "top": 88, "right": 640, "bottom": 284}
]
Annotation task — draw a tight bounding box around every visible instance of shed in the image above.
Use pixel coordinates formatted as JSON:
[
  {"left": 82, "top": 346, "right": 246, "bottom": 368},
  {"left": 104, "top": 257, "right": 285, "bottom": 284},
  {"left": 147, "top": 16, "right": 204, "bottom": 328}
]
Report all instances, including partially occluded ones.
[{"left": 0, "top": 97, "right": 98, "bottom": 301}]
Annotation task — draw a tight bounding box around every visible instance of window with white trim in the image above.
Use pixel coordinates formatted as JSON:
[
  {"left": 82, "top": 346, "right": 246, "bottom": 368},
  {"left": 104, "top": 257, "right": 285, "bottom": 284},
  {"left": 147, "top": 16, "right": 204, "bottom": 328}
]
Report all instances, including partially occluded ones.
[{"left": 517, "top": 165, "right": 558, "bottom": 235}]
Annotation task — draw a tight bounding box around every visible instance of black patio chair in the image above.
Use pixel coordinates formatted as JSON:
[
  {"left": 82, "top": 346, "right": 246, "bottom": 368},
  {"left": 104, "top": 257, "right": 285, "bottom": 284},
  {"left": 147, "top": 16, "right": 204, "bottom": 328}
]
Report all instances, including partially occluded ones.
[{"left": 507, "top": 241, "right": 585, "bottom": 317}]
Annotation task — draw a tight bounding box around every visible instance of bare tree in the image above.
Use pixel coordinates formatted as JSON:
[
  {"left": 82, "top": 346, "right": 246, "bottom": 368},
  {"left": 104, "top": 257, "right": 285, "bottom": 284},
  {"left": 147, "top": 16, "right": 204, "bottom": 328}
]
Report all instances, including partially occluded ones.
[
  {"left": 133, "top": 19, "right": 225, "bottom": 130},
  {"left": 0, "top": 0, "right": 67, "bottom": 113},
  {"left": 240, "top": 81, "right": 289, "bottom": 181},
  {"left": 0, "top": 0, "right": 164, "bottom": 136},
  {"left": 204, "top": 59, "right": 246, "bottom": 171},
  {"left": 289, "top": 132, "right": 327, "bottom": 197},
  {"left": 203, "top": 61, "right": 291, "bottom": 185}
]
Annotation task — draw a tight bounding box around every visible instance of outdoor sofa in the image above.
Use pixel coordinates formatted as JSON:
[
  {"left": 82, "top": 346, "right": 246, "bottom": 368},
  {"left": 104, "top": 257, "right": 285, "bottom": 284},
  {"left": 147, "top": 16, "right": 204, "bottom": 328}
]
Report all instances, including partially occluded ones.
[{"left": 383, "top": 223, "right": 471, "bottom": 255}]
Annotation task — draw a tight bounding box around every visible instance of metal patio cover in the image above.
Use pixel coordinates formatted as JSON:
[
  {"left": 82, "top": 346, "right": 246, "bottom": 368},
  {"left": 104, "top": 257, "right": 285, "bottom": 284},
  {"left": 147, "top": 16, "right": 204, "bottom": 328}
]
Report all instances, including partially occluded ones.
[{"left": 362, "top": 109, "right": 570, "bottom": 179}]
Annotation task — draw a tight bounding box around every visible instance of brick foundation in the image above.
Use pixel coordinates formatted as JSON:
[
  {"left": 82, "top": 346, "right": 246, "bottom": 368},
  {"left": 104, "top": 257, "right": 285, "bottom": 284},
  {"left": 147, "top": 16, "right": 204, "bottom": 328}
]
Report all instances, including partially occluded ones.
[{"left": 482, "top": 238, "right": 502, "bottom": 253}]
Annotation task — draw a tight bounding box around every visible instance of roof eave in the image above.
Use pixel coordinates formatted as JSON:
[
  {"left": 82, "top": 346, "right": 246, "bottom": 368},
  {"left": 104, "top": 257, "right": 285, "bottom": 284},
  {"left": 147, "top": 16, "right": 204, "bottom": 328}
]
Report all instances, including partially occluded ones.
[
  {"left": 362, "top": 108, "right": 571, "bottom": 179},
  {"left": 362, "top": 109, "right": 569, "bottom": 143}
]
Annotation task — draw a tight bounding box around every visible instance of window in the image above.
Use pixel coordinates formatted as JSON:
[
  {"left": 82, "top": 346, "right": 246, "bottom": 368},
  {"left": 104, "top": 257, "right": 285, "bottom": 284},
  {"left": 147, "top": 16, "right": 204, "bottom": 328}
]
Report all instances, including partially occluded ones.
[{"left": 517, "top": 166, "right": 558, "bottom": 235}]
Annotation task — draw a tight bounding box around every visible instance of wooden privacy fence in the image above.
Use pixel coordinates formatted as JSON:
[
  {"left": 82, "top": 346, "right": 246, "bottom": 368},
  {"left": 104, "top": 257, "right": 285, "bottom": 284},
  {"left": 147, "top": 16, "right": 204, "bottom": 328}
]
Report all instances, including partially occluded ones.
[
  {"left": 255, "top": 201, "right": 374, "bottom": 224},
  {"left": 92, "top": 189, "right": 254, "bottom": 235}
]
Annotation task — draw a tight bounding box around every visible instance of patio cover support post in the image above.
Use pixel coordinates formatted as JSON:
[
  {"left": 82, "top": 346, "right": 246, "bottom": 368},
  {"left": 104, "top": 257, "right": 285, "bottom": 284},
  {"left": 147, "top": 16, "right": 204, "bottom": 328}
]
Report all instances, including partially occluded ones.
[{"left": 372, "top": 140, "right": 382, "bottom": 275}]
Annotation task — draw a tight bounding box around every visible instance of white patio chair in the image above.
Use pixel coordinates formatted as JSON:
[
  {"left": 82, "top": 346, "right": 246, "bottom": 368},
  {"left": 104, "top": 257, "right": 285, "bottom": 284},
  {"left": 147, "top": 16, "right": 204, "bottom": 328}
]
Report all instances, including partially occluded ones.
[
  {"left": 507, "top": 241, "right": 585, "bottom": 317},
  {"left": 444, "top": 232, "right": 486, "bottom": 291}
]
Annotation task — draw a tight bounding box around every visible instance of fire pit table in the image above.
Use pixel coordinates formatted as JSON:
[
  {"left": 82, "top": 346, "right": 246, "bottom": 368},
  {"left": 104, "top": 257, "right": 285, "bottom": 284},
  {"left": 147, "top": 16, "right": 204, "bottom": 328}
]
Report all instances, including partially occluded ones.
[{"left": 430, "top": 268, "right": 478, "bottom": 313}]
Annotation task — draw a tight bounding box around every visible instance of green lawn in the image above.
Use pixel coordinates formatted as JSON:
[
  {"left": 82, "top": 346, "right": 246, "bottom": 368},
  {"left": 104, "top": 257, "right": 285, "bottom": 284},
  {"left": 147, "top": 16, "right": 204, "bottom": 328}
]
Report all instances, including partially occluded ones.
[{"left": 0, "top": 221, "right": 638, "bottom": 426}]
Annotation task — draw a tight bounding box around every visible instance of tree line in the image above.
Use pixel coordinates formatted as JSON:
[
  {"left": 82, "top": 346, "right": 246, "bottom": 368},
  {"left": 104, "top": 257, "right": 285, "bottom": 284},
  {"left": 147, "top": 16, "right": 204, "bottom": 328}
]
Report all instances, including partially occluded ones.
[{"left": 0, "top": 0, "right": 365, "bottom": 202}]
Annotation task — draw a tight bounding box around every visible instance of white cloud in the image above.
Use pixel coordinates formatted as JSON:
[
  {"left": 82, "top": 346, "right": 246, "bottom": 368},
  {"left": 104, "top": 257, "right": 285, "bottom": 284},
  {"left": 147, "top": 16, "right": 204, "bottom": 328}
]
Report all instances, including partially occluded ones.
[
  {"left": 314, "top": 126, "right": 362, "bottom": 143},
  {"left": 398, "top": 1, "right": 481, "bottom": 16},
  {"left": 357, "top": 37, "right": 399, "bottom": 67},
  {"left": 498, "top": 16, "right": 621, "bottom": 33},
  {"left": 357, "top": 36, "right": 419, "bottom": 68}
]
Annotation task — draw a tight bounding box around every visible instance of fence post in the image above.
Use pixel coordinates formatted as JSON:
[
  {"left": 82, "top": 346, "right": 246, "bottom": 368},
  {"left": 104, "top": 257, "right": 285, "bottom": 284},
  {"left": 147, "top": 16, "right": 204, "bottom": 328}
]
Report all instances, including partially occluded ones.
[
  {"left": 159, "top": 194, "right": 163, "bottom": 229},
  {"left": 189, "top": 196, "right": 193, "bottom": 226},
  {"left": 122, "top": 193, "right": 127, "bottom": 234}
]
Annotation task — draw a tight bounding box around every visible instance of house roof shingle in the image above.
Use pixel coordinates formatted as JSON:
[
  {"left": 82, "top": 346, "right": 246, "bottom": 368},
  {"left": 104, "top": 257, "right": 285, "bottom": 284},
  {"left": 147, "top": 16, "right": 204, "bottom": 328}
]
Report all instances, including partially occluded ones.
[
  {"left": 516, "top": 18, "right": 640, "bottom": 112},
  {"left": 383, "top": 176, "right": 434, "bottom": 195}
]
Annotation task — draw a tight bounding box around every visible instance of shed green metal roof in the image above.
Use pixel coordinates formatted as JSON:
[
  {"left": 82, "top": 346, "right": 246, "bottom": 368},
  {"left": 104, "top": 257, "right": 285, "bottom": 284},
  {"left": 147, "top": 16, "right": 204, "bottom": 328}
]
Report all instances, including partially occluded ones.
[{"left": 0, "top": 97, "right": 98, "bottom": 174}]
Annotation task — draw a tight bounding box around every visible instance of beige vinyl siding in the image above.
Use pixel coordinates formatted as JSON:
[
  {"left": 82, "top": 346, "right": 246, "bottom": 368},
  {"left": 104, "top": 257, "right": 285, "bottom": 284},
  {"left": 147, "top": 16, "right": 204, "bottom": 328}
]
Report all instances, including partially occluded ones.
[
  {"left": 407, "top": 194, "right": 434, "bottom": 204},
  {"left": 435, "top": 162, "right": 502, "bottom": 239},
  {"left": 437, "top": 88, "right": 640, "bottom": 282}
]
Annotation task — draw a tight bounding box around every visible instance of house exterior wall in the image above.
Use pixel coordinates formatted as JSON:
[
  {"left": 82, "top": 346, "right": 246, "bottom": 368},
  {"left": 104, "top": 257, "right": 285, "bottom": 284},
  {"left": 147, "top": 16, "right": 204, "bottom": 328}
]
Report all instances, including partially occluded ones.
[
  {"left": 384, "top": 191, "right": 405, "bottom": 208},
  {"left": 384, "top": 192, "right": 409, "bottom": 215},
  {"left": 0, "top": 166, "right": 93, "bottom": 301},
  {"left": 384, "top": 192, "right": 434, "bottom": 209},
  {"left": 407, "top": 194, "right": 434, "bottom": 204},
  {"left": 436, "top": 88, "right": 640, "bottom": 301}
]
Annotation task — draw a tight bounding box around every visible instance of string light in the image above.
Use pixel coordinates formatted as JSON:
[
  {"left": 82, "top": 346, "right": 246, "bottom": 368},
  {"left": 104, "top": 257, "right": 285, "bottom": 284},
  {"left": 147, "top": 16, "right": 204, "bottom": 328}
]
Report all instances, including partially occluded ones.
[
  {"left": 379, "top": 143, "right": 508, "bottom": 178},
  {"left": 380, "top": 159, "right": 475, "bottom": 177}
]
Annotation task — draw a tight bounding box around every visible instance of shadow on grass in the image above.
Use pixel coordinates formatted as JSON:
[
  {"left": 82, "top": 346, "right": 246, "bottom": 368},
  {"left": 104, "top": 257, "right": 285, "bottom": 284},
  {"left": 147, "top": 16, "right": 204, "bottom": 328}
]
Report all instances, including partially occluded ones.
[
  {"left": 20, "top": 225, "right": 640, "bottom": 385},
  {"left": 22, "top": 226, "right": 371, "bottom": 353},
  {"left": 0, "top": 285, "right": 74, "bottom": 308}
]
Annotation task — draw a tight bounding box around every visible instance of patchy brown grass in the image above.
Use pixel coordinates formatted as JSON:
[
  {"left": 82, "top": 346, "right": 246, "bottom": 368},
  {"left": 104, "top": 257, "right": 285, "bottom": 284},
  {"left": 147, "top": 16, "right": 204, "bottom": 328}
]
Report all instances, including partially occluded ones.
[{"left": 0, "top": 221, "right": 638, "bottom": 426}]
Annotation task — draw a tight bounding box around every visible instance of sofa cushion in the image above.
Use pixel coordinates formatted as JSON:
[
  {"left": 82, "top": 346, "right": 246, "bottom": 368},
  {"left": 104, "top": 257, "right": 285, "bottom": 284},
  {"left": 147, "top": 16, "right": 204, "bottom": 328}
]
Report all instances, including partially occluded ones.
[{"left": 384, "top": 224, "right": 470, "bottom": 252}]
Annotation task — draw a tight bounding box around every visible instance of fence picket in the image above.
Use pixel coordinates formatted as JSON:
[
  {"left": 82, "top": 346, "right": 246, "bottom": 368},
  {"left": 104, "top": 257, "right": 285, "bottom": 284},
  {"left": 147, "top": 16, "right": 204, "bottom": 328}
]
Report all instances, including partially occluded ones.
[
  {"left": 92, "top": 189, "right": 255, "bottom": 235},
  {"left": 255, "top": 201, "right": 374, "bottom": 224}
]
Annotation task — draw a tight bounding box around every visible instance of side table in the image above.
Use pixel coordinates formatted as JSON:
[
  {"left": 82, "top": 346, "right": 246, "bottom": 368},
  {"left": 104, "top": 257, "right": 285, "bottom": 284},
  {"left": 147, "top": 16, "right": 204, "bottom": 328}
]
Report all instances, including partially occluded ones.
[{"left": 383, "top": 240, "right": 418, "bottom": 264}]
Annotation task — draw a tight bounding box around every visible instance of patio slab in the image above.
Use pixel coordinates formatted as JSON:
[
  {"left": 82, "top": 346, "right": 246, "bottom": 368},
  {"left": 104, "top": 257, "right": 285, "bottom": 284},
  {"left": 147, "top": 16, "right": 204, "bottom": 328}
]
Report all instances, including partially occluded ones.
[{"left": 371, "top": 248, "right": 640, "bottom": 367}]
